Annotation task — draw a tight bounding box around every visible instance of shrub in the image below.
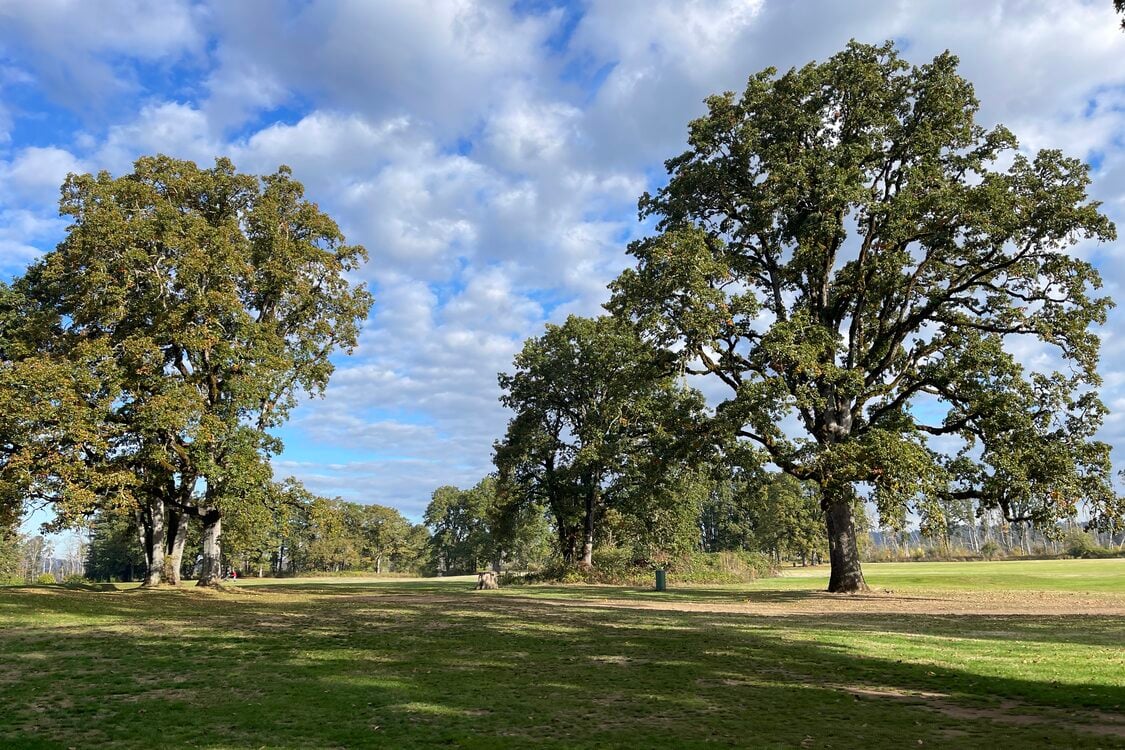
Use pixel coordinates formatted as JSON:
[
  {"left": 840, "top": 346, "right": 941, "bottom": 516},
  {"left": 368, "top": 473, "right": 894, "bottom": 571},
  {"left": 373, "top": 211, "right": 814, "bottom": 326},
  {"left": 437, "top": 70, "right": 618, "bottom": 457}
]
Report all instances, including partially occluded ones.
[
  {"left": 669, "top": 551, "right": 774, "bottom": 583},
  {"left": 517, "top": 549, "right": 776, "bottom": 586},
  {"left": 862, "top": 546, "right": 897, "bottom": 563},
  {"left": 1064, "top": 530, "right": 1101, "bottom": 558},
  {"left": 35, "top": 572, "right": 57, "bottom": 585},
  {"left": 980, "top": 540, "right": 1001, "bottom": 560}
]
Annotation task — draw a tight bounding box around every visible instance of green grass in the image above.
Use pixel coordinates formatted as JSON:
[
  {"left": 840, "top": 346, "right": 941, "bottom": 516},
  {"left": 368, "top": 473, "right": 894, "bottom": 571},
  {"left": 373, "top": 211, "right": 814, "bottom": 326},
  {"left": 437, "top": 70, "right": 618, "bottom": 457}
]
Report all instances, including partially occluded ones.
[
  {"left": 824, "top": 558, "right": 1125, "bottom": 592},
  {"left": 1, "top": 559, "right": 1123, "bottom": 748}
]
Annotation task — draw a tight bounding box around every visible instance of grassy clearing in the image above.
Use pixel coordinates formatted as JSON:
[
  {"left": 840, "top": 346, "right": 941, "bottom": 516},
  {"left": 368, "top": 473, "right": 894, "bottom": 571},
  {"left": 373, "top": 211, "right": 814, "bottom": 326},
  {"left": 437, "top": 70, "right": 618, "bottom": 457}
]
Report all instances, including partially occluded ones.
[{"left": 1, "top": 560, "right": 1123, "bottom": 749}]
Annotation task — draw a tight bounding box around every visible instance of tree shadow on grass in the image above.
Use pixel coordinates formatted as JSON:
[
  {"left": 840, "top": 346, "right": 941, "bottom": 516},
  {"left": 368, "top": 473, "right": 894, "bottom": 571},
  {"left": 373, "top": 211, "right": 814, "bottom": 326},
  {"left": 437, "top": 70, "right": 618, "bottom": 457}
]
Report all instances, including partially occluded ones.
[{"left": 0, "top": 585, "right": 1122, "bottom": 749}]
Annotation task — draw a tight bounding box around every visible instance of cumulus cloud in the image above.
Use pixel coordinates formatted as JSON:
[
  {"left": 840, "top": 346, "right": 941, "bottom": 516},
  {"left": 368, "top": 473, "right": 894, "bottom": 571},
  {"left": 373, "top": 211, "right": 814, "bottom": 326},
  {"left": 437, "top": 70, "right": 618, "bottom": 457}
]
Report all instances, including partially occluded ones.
[
  {"left": 203, "top": 0, "right": 562, "bottom": 133},
  {"left": 0, "top": 146, "right": 84, "bottom": 206},
  {"left": 0, "top": 0, "right": 205, "bottom": 110},
  {"left": 2, "top": 0, "right": 1125, "bottom": 515}
]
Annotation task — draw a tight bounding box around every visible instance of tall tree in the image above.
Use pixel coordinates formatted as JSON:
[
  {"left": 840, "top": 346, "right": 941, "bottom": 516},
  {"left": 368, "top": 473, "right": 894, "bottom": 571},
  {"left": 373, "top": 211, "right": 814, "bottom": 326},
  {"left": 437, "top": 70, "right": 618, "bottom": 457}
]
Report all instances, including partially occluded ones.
[
  {"left": 424, "top": 483, "right": 494, "bottom": 574},
  {"left": 495, "top": 315, "right": 707, "bottom": 566},
  {"left": 392, "top": 523, "right": 433, "bottom": 575},
  {"left": 699, "top": 470, "right": 827, "bottom": 565},
  {"left": 610, "top": 42, "right": 1120, "bottom": 592},
  {"left": 15, "top": 156, "right": 372, "bottom": 585},
  {"left": 357, "top": 503, "right": 413, "bottom": 574},
  {"left": 300, "top": 497, "right": 363, "bottom": 572},
  {"left": 85, "top": 508, "right": 148, "bottom": 582}
]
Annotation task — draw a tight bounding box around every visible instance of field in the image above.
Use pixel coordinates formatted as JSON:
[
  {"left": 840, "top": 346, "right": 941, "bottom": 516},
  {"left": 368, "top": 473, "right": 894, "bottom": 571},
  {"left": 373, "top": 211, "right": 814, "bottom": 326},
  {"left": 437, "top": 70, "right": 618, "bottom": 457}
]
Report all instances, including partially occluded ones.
[{"left": 1, "top": 559, "right": 1122, "bottom": 749}]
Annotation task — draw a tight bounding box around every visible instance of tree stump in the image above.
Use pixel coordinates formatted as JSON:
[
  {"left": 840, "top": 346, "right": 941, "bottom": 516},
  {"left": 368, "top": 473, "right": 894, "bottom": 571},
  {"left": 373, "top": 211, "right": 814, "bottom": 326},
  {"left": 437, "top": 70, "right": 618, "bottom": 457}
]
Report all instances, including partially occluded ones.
[{"left": 476, "top": 571, "right": 499, "bottom": 590}]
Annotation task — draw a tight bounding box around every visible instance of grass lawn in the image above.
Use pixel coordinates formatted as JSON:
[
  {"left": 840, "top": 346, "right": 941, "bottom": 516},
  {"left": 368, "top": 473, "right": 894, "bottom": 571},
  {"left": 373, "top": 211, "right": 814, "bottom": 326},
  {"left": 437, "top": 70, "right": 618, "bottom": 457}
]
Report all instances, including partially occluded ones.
[{"left": 1, "top": 559, "right": 1122, "bottom": 749}]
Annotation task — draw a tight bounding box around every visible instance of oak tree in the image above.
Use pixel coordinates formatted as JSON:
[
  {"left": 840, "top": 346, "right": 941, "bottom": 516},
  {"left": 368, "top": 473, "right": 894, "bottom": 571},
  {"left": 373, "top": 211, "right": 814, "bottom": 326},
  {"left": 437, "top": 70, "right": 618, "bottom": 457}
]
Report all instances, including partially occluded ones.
[
  {"left": 610, "top": 42, "right": 1120, "bottom": 592},
  {"left": 495, "top": 315, "right": 707, "bottom": 566},
  {"left": 14, "top": 155, "right": 371, "bottom": 585}
]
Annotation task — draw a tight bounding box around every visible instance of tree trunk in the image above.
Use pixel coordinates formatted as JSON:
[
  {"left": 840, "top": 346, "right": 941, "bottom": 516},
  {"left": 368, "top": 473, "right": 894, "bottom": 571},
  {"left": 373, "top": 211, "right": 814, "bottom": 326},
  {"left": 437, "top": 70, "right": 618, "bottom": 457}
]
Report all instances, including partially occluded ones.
[
  {"left": 137, "top": 497, "right": 166, "bottom": 587},
  {"left": 581, "top": 484, "right": 596, "bottom": 568},
  {"left": 133, "top": 507, "right": 153, "bottom": 583},
  {"left": 277, "top": 540, "right": 288, "bottom": 575},
  {"left": 581, "top": 531, "right": 594, "bottom": 567},
  {"left": 164, "top": 510, "right": 188, "bottom": 585},
  {"left": 561, "top": 527, "right": 577, "bottom": 565},
  {"left": 822, "top": 485, "right": 868, "bottom": 593},
  {"left": 196, "top": 511, "right": 223, "bottom": 587}
]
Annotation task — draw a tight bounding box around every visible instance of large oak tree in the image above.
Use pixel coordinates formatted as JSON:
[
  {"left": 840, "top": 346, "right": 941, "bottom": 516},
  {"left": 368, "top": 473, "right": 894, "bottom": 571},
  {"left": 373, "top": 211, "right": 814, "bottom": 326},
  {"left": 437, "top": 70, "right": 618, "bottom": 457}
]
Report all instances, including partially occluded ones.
[
  {"left": 610, "top": 42, "right": 1121, "bottom": 592},
  {"left": 8, "top": 155, "right": 371, "bottom": 585}
]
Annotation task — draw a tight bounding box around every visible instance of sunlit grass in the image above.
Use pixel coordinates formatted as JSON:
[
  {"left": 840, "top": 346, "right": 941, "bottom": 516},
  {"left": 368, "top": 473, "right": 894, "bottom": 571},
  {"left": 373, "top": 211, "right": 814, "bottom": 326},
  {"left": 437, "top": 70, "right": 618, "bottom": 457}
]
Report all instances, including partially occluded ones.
[{"left": 0, "top": 559, "right": 1122, "bottom": 748}]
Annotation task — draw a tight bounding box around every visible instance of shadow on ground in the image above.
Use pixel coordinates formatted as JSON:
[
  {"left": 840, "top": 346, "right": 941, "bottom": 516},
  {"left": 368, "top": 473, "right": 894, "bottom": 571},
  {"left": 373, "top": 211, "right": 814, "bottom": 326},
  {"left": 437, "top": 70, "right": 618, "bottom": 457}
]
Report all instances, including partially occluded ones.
[{"left": 0, "top": 581, "right": 1122, "bottom": 749}]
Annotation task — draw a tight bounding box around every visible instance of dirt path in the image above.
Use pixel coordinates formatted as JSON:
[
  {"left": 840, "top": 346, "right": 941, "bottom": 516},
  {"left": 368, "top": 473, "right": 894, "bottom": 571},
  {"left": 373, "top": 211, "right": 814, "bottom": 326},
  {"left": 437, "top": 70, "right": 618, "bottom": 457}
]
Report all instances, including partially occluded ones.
[
  {"left": 354, "top": 586, "right": 1125, "bottom": 617},
  {"left": 508, "top": 588, "right": 1125, "bottom": 617}
]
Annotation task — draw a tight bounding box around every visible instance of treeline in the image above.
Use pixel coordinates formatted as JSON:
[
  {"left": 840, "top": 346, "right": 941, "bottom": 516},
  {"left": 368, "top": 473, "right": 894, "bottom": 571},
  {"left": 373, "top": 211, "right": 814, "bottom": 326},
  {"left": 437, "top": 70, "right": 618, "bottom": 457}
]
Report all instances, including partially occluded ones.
[
  {"left": 870, "top": 510, "right": 1125, "bottom": 562},
  {"left": 82, "top": 488, "right": 430, "bottom": 581},
  {"left": 422, "top": 467, "right": 831, "bottom": 579},
  {"left": 75, "top": 467, "right": 829, "bottom": 582},
  {"left": 0, "top": 526, "right": 87, "bottom": 584}
]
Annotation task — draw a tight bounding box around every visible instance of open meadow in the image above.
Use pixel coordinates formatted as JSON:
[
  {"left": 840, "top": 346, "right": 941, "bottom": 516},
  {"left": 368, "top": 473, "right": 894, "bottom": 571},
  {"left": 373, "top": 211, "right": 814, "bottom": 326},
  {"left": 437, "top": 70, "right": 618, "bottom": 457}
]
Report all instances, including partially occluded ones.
[{"left": 1, "top": 558, "right": 1123, "bottom": 749}]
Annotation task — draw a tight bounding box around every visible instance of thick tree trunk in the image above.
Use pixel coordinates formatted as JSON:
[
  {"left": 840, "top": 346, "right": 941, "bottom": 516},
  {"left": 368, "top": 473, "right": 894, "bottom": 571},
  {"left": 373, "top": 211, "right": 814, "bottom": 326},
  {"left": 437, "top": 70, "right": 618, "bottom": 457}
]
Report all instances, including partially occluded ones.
[
  {"left": 557, "top": 522, "right": 579, "bottom": 565},
  {"left": 823, "top": 485, "right": 868, "bottom": 593},
  {"left": 137, "top": 498, "right": 166, "bottom": 587},
  {"left": 133, "top": 507, "right": 153, "bottom": 583},
  {"left": 196, "top": 511, "right": 223, "bottom": 587},
  {"left": 164, "top": 510, "right": 188, "bottom": 585}
]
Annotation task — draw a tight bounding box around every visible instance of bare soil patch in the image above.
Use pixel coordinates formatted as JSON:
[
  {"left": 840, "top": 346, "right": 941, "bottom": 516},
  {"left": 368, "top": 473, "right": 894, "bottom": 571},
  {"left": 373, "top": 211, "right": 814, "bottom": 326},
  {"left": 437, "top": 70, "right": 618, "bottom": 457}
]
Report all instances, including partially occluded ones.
[
  {"left": 837, "top": 684, "right": 1125, "bottom": 738},
  {"left": 357, "top": 587, "right": 1125, "bottom": 617}
]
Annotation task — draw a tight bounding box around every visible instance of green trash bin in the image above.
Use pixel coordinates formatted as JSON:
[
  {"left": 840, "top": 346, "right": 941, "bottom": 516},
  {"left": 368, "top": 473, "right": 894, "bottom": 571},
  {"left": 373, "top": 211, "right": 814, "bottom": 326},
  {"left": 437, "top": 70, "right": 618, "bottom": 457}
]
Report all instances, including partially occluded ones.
[{"left": 655, "top": 569, "right": 667, "bottom": 591}]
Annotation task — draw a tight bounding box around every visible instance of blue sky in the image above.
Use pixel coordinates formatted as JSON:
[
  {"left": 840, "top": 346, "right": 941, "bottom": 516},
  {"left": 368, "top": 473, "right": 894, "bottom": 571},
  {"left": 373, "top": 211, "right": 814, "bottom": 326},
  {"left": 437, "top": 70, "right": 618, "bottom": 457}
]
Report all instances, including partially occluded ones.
[{"left": 3, "top": 0, "right": 1125, "bottom": 523}]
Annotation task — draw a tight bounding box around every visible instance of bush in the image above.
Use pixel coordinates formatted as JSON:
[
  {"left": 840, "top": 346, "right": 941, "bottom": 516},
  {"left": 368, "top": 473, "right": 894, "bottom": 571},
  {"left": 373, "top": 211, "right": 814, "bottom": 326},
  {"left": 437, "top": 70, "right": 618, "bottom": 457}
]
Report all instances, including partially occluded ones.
[
  {"left": 35, "top": 572, "right": 57, "bottom": 585},
  {"left": 1064, "top": 530, "right": 1102, "bottom": 558},
  {"left": 517, "top": 549, "right": 776, "bottom": 586},
  {"left": 670, "top": 551, "right": 775, "bottom": 583},
  {"left": 980, "top": 540, "right": 1001, "bottom": 560}
]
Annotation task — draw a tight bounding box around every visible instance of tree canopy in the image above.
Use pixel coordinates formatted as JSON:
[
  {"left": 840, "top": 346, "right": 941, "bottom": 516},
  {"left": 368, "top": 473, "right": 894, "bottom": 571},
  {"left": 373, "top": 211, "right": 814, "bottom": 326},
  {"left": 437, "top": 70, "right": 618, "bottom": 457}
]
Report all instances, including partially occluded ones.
[
  {"left": 495, "top": 315, "right": 707, "bottom": 567},
  {"left": 3, "top": 155, "right": 372, "bottom": 585},
  {"left": 610, "top": 41, "right": 1120, "bottom": 592}
]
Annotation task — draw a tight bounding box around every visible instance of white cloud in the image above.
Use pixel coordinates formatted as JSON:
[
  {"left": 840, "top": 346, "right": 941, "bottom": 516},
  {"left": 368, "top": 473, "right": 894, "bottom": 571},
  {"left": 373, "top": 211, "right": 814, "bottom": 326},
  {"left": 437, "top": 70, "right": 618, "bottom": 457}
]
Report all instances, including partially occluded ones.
[
  {"left": 0, "top": 0, "right": 205, "bottom": 108},
  {"left": 94, "top": 102, "right": 219, "bottom": 173},
  {"left": 0, "top": 146, "right": 84, "bottom": 206},
  {"left": 3, "top": 0, "right": 1125, "bottom": 515},
  {"left": 204, "top": 0, "right": 562, "bottom": 133}
]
